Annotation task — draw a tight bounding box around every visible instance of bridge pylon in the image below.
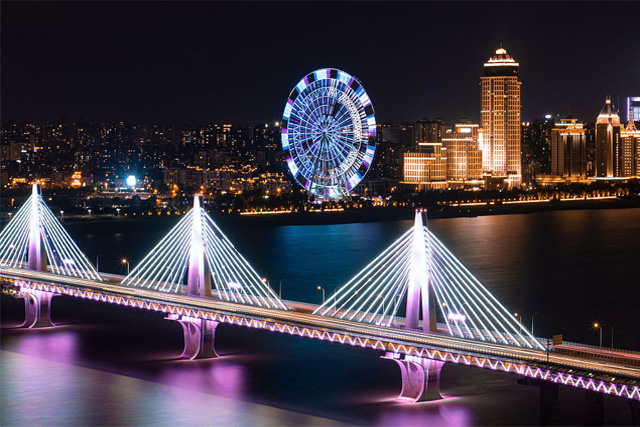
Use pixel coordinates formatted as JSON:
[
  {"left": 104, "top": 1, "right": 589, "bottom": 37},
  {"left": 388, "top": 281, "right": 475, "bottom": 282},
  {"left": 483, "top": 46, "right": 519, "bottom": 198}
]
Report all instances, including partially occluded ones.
[
  {"left": 314, "top": 208, "right": 543, "bottom": 350},
  {"left": 186, "top": 195, "right": 211, "bottom": 298},
  {"left": 1, "top": 183, "right": 102, "bottom": 328},
  {"left": 406, "top": 209, "right": 437, "bottom": 333},
  {"left": 122, "top": 195, "right": 286, "bottom": 308}
]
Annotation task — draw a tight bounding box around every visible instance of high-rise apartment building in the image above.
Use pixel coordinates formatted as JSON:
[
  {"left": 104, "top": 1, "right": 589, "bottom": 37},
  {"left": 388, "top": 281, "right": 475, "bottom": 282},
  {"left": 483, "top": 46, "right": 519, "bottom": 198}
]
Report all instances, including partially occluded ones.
[
  {"left": 442, "top": 123, "right": 483, "bottom": 182},
  {"left": 627, "top": 97, "right": 640, "bottom": 123},
  {"left": 414, "top": 118, "right": 446, "bottom": 150},
  {"left": 480, "top": 46, "right": 522, "bottom": 188},
  {"left": 595, "top": 96, "right": 621, "bottom": 177},
  {"left": 620, "top": 120, "right": 640, "bottom": 177},
  {"left": 551, "top": 118, "right": 587, "bottom": 178}
]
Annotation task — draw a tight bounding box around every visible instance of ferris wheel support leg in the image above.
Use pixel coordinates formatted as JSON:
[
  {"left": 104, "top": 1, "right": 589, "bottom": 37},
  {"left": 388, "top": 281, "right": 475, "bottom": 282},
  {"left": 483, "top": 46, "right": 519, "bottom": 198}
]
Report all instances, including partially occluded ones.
[
  {"left": 21, "top": 290, "right": 57, "bottom": 328},
  {"left": 382, "top": 352, "right": 444, "bottom": 402},
  {"left": 166, "top": 315, "right": 220, "bottom": 359}
]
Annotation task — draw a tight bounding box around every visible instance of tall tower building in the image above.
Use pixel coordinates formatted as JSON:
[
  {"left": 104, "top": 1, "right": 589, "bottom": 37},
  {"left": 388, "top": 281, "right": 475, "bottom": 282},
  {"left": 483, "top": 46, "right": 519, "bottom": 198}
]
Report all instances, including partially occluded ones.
[
  {"left": 627, "top": 97, "right": 640, "bottom": 123},
  {"left": 551, "top": 118, "right": 587, "bottom": 178},
  {"left": 595, "top": 96, "right": 621, "bottom": 177},
  {"left": 480, "top": 46, "right": 522, "bottom": 188},
  {"left": 620, "top": 120, "right": 640, "bottom": 177}
]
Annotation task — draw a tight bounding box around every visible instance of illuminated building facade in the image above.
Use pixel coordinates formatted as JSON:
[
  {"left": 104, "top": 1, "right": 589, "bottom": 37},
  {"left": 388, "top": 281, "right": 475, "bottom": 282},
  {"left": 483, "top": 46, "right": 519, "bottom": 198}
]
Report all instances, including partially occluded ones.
[
  {"left": 595, "top": 96, "right": 621, "bottom": 177},
  {"left": 620, "top": 120, "right": 640, "bottom": 177},
  {"left": 480, "top": 46, "right": 522, "bottom": 188},
  {"left": 627, "top": 97, "right": 640, "bottom": 123},
  {"left": 403, "top": 148, "right": 447, "bottom": 190},
  {"left": 551, "top": 119, "right": 587, "bottom": 178},
  {"left": 414, "top": 118, "right": 446, "bottom": 150},
  {"left": 442, "top": 123, "right": 483, "bottom": 183}
]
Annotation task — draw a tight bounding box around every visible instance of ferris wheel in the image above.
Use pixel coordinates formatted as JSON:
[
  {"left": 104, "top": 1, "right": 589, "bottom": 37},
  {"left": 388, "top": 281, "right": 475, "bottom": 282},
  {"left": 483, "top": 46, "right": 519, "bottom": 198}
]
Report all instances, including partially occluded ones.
[{"left": 281, "top": 68, "right": 377, "bottom": 201}]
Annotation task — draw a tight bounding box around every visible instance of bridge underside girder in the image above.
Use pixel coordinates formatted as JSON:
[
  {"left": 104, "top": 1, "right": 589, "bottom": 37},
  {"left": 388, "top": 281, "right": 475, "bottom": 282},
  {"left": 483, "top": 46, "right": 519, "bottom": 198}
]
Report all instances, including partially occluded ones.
[
  {"left": 21, "top": 290, "right": 56, "bottom": 328},
  {"left": 383, "top": 352, "right": 444, "bottom": 402},
  {"left": 166, "top": 315, "right": 220, "bottom": 359}
]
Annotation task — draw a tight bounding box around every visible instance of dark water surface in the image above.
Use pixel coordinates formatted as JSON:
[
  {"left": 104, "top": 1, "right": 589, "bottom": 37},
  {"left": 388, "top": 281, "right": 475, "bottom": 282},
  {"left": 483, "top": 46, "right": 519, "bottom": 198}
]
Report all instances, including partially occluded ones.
[{"left": 2, "top": 208, "right": 639, "bottom": 425}]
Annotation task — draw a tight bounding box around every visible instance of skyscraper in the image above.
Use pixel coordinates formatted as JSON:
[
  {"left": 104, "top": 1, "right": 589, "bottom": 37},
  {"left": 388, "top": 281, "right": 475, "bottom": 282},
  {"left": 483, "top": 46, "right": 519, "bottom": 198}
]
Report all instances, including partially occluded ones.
[
  {"left": 627, "top": 97, "right": 640, "bottom": 123},
  {"left": 480, "top": 46, "right": 522, "bottom": 188},
  {"left": 620, "top": 120, "right": 640, "bottom": 177},
  {"left": 595, "top": 96, "right": 621, "bottom": 177},
  {"left": 551, "top": 118, "right": 587, "bottom": 178}
]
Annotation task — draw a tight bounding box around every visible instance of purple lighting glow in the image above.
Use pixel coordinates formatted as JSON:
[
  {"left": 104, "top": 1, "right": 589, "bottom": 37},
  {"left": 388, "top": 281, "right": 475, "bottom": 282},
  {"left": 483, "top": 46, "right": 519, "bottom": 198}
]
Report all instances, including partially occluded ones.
[{"left": 12, "top": 279, "right": 640, "bottom": 402}]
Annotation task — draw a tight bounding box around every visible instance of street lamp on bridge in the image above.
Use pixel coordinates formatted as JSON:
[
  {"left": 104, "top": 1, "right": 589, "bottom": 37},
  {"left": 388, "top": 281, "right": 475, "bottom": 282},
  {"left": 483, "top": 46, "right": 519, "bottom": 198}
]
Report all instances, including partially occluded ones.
[
  {"left": 514, "top": 312, "right": 522, "bottom": 334},
  {"left": 121, "top": 258, "right": 130, "bottom": 275},
  {"left": 317, "top": 286, "right": 325, "bottom": 304},
  {"left": 593, "top": 322, "right": 603, "bottom": 352}
]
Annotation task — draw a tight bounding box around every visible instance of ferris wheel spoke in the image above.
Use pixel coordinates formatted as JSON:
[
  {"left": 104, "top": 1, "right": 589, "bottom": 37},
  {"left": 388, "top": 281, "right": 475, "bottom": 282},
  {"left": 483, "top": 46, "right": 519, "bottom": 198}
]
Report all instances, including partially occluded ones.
[{"left": 282, "top": 68, "right": 376, "bottom": 200}]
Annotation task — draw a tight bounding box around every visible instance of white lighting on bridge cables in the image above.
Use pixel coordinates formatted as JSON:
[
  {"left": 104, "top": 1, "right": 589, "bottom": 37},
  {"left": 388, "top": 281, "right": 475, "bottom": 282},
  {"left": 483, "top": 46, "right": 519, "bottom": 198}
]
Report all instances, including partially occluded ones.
[
  {"left": 121, "top": 196, "right": 286, "bottom": 310},
  {"left": 314, "top": 215, "right": 544, "bottom": 350},
  {"left": 0, "top": 184, "right": 102, "bottom": 281}
]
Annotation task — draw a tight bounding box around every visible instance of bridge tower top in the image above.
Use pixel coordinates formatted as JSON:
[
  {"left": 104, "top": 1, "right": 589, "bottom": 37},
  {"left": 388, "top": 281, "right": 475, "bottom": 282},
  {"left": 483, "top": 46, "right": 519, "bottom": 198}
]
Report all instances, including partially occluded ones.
[
  {"left": 0, "top": 183, "right": 102, "bottom": 280},
  {"left": 122, "top": 195, "right": 286, "bottom": 309},
  {"left": 314, "top": 209, "right": 543, "bottom": 349}
]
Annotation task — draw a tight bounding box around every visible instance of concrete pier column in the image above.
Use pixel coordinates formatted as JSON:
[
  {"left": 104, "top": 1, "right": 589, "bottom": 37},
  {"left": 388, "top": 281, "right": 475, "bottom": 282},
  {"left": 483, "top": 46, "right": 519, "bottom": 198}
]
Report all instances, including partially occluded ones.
[
  {"left": 517, "top": 377, "right": 559, "bottom": 425},
  {"left": 22, "top": 290, "right": 56, "bottom": 328},
  {"left": 585, "top": 390, "right": 604, "bottom": 426},
  {"left": 166, "top": 315, "right": 220, "bottom": 359},
  {"left": 629, "top": 399, "right": 640, "bottom": 426},
  {"left": 540, "top": 382, "right": 560, "bottom": 426},
  {"left": 383, "top": 352, "right": 444, "bottom": 402}
]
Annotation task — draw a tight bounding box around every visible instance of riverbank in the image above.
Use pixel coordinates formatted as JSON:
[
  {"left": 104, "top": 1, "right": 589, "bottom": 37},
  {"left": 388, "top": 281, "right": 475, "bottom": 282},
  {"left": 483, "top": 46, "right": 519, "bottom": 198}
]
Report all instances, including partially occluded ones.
[{"left": 2, "top": 196, "right": 639, "bottom": 228}]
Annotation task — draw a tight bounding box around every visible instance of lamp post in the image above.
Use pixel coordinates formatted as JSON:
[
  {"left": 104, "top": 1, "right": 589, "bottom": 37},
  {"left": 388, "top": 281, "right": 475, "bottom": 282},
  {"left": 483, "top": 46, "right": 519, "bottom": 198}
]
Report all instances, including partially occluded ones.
[
  {"left": 593, "top": 322, "right": 603, "bottom": 353},
  {"left": 317, "top": 286, "right": 325, "bottom": 304},
  {"left": 116, "top": 208, "right": 121, "bottom": 218},
  {"left": 514, "top": 312, "right": 522, "bottom": 334},
  {"left": 60, "top": 210, "right": 64, "bottom": 220},
  {"left": 531, "top": 312, "right": 538, "bottom": 336},
  {"left": 121, "top": 258, "right": 129, "bottom": 275},
  {"left": 96, "top": 254, "right": 102, "bottom": 272},
  {"left": 88, "top": 209, "right": 92, "bottom": 217},
  {"left": 611, "top": 323, "right": 618, "bottom": 353}
]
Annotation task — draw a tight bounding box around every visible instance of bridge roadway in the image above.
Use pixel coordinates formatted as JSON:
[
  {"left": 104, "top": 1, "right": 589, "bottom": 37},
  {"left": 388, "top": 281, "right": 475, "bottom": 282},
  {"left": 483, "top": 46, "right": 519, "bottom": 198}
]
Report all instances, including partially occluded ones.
[{"left": 1, "top": 267, "right": 639, "bottom": 399}]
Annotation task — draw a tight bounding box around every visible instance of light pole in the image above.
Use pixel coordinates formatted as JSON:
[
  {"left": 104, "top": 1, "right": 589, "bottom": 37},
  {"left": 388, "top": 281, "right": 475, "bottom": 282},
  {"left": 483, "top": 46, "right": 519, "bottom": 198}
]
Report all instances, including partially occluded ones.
[
  {"left": 317, "top": 286, "right": 325, "bottom": 304},
  {"left": 122, "top": 258, "right": 130, "bottom": 275},
  {"left": 611, "top": 323, "right": 618, "bottom": 353},
  {"left": 514, "top": 312, "right": 522, "bottom": 334},
  {"left": 531, "top": 312, "right": 538, "bottom": 336},
  {"left": 593, "top": 322, "right": 603, "bottom": 352},
  {"left": 88, "top": 209, "right": 92, "bottom": 217},
  {"left": 60, "top": 210, "right": 64, "bottom": 220},
  {"left": 96, "top": 254, "right": 102, "bottom": 271},
  {"left": 279, "top": 279, "right": 285, "bottom": 299},
  {"left": 116, "top": 208, "right": 121, "bottom": 218}
]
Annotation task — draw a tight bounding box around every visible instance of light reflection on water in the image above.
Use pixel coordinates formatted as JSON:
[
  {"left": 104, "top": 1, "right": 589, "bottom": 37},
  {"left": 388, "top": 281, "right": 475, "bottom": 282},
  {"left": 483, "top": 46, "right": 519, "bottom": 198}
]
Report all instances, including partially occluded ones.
[{"left": 2, "top": 208, "right": 639, "bottom": 425}]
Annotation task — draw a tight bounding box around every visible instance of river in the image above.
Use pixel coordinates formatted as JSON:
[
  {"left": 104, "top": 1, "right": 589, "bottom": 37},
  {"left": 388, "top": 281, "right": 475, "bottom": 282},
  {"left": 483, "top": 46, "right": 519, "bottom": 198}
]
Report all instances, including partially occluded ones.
[{"left": 2, "top": 208, "right": 638, "bottom": 425}]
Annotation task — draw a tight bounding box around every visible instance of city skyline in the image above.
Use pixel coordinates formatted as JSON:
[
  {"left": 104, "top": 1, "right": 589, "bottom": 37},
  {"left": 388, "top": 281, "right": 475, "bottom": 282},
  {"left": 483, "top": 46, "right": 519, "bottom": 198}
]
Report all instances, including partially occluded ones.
[{"left": 2, "top": 2, "right": 639, "bottom": 125}]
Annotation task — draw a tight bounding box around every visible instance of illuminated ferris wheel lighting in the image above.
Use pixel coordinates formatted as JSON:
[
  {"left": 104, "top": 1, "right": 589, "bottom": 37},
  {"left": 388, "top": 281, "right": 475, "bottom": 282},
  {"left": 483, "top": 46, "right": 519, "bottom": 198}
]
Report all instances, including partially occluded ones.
[{"left": 281, "top": 68, "right": 377, "bottom": 201}]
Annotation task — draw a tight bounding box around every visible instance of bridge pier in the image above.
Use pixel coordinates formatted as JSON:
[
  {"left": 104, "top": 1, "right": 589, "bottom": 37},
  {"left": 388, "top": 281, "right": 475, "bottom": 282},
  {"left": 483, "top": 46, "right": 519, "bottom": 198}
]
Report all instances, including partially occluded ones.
[
  {"left": 21, "top": 290, "right": 57, "bottom": 328},
  {"left": 585, "top": 390, "right": 603, "bottom": 425},
  {"left": 517, "top": 377, "right": 559, "bottom": 425},
  {"left": 382, "top": 352, "right": 444, "bottom": 402},
  {"left": 166, "top": 315, "right": 220, "bottom": 359},
  {"left": 629, "top": 399, "right": 640, "bottom": 426}
]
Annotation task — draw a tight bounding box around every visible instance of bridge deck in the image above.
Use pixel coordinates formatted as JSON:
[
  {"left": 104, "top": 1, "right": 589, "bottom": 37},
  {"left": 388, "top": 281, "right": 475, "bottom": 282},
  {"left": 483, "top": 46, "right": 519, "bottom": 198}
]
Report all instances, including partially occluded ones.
[{"left": 2, "top": 268, "right": 639, "bottom": 401}]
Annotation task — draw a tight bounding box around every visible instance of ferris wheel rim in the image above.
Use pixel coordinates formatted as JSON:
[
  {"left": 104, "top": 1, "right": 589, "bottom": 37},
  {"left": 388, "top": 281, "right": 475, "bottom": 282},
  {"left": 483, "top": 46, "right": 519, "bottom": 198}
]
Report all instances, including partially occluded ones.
[{"left": 281, "top": 68, "right": 377, "bottom": 199}]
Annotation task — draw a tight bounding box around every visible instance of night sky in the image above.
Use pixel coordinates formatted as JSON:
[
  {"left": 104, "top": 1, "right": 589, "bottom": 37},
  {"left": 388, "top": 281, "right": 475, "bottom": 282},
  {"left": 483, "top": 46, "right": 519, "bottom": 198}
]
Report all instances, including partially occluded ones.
[{"left": 2, "top": 1, "right": 639, "bottom": 125}]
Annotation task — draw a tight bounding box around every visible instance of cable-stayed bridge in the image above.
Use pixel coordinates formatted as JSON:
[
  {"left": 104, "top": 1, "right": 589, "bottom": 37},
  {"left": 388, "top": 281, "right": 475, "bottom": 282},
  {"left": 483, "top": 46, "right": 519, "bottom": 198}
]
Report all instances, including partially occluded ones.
[{"left": 1, "top": 185, "right": 639, "bottom": 421}]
